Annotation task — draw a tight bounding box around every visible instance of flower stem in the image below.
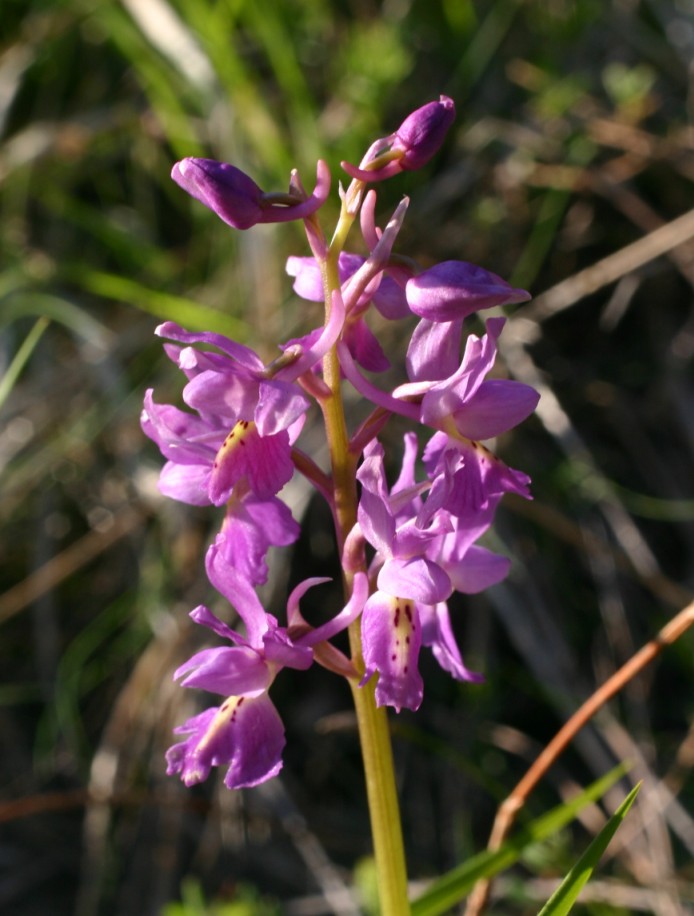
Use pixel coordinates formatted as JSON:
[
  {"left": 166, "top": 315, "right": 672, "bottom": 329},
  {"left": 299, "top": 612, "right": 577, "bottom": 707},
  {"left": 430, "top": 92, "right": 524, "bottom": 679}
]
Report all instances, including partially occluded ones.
[
  {"left": 318, "top": 201, "right": 411, "bottom": 915},
  {"left": 348, "top": 635, "right": 411, "bottom": 915}
]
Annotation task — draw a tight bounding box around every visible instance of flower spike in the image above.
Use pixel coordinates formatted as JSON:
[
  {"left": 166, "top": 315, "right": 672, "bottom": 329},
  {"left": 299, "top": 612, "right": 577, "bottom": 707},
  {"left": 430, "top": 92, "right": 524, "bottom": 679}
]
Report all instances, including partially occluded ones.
[{"left": 153, "top": 93, "right": 539, "bottom": 804}]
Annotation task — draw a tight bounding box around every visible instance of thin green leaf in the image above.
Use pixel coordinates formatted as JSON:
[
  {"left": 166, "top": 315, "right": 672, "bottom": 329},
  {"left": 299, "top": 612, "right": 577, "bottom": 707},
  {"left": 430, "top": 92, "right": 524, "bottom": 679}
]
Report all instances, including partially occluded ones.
[
  {"left": 2, "top": 292, "right": 112, "bottom": 346},
  {"left": 0, "top": 317, "right": 50, "bottom": 412},
  {"left": 71, "top": 270, "right": 249, "bottom": 338},
  {"left": 89, "top": 3, "right": 207, "bottom": 158},
  {"left": 411, "top": 763, "right": 631, "bottom": 916},
  {"left": 538, "top": 782, "right": 641, "bottom": 916}
]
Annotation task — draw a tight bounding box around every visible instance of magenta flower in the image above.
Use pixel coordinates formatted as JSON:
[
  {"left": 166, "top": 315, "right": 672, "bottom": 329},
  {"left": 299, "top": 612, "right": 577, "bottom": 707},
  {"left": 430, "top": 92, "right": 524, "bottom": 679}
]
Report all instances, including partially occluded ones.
[
  {"left": 142, "top": 300, "right": 344, "bottom": 503},
  {"left": 165, "top": 600, "right": 309, "bottom": 789},
  {"left": 396, "top": 318, "right": 540, "bottom": 441},
  {"left": 342, "top": 96, "right": 456, "bottom": 182},
  {"left": 166, "top": 573, "right": 367, "bottom": 788},
  {"left": 356, "top": 437, "right": 510, "bottom": 710},
  {"left": 354, "top": 437, "right": 444, "bottom": 711},
  {"left": 154, "top": 97, "right": 540, "bottom": 800},
  {"left": 423, "top": 431, "right": 533, "bottom": 513},
  {"left": 142, "top": 388, "right": 303, "bottom": 503},
  {"left": 172, "top": 158, "right": 331, "bottom": 229}
]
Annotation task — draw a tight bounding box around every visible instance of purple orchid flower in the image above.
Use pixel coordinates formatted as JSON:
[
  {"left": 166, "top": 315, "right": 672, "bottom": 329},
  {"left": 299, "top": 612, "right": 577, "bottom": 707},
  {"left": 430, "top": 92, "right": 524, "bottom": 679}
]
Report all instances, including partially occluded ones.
[
  {"left": 356, "top": 437, "right": 511, "bottom": 711},
  {"left": 423, "top": 431, "right": 533, "bottom": 512},
  {"left": 167, "top": 572, "right": 368, "bottom": 789},
  {"left": 396, "top": 318, "right": 540, "bottom": 441},
  {"left": 172, "top": 158, "right": 331, "bottom": 230},
  {"left": 165, "top": 600, "right": 310, "bottom": 789},
  {"left": 142, "top": 387, "right": 304, "bottom": 503},
  {"left": 338, "top": 317, "right": 539, "bottom": 453},
  {"left": 142, "top": 298, "right": 344, "bottom": 503}
]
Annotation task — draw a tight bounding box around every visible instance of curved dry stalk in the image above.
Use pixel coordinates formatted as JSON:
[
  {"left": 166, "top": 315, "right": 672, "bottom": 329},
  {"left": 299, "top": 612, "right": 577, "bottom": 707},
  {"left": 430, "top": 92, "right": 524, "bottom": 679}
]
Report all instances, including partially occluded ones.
[{"left": 465, "top": 599, "right": 694, "bottom": 916}]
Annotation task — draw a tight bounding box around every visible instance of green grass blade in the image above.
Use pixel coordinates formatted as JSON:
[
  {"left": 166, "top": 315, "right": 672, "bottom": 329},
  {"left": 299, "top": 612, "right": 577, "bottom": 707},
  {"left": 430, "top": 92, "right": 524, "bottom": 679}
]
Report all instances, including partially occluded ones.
[
  {"left": 0, "top": 317, "right": 50, "bottom": 412},
  {"left": 2, "top": 292, "right": 112, "bottom": 344},
  {"left": 537, "top": 782, "right": 641, "bottom": 916},
  {"left": 411, "top": 763, "right": 631, "bottom": 916},
  {"left": 69, "top": 269, "right": 249, "bottom": 338}
]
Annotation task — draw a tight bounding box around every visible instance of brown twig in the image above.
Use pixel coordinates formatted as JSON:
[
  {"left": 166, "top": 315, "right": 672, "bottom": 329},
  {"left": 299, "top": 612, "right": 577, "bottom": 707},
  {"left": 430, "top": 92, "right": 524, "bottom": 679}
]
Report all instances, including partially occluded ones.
[
  {"left": 464, "top": 599, "right": 694, "bottom": 916},
  {"left": 523, "top": 207, "right": 694, "bottom": 324},
  {"left": 0, "top": 505, "right": 144, "bottom": 625},
  {"left": 0, "top": 787, "right": 209, "bottom": 823}
]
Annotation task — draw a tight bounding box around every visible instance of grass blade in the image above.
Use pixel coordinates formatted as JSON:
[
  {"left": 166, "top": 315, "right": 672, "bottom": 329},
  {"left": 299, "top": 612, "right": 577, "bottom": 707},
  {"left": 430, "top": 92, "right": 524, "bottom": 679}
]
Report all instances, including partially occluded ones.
[
  {"left": 0, "top": 317, "right": 50, "bottom": 412},
  {"left": 411, "top": 763, "right": 631, "bottom": 916},
  {"left": 537, "top": 782, "right": 641, "bottom": 916}
]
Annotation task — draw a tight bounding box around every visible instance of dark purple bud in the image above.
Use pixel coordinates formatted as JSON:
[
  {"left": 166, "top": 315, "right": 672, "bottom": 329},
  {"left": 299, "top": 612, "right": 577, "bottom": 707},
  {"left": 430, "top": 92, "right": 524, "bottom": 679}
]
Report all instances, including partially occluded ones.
[
  {"left": 406, "top": 261, "right": 531, "bottom": 321},
  {"left": 171, "top": 158, "right": 265, "bottom": 229},
  {"left": 392, "top": 95, "right": 456, "bottom": 171},
  {"left": 341, "top": 95, "right": 456, "bottom": 182},
  {"left": 172, "top": 158, "right": 331, "bottom": 230}
]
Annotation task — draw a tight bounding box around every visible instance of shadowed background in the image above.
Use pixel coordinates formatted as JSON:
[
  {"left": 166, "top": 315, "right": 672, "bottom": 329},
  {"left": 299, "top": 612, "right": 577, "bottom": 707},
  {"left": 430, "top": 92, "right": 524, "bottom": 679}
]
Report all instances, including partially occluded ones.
[{"left": 1, "top": 1, "right": 694, "bottom": 913}]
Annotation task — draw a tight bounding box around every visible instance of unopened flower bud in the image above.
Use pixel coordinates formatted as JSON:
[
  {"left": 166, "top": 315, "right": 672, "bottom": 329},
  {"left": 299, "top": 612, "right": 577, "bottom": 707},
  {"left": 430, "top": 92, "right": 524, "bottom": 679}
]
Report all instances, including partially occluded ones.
[
  {"left": 172, "top": 158, "right": 265, "bottom": 229},
  {"left": 406, "top": 261, "right": 530, "bottom": 321},
  {"left": 341, "top": 95, "right": 456, "bottom": 183},
  {"left": 172, "top": 158, "right": 331, "bottom": 229},
  {"left": 392, "top": 95, "right": 456, "bottom": 171}
]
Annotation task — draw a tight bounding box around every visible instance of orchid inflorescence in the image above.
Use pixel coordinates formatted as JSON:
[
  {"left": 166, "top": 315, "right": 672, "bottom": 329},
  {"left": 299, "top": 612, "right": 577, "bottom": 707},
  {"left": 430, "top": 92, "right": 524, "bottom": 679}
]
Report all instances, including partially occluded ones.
[{"left": 143, "top": 96, "right": 539, "bottom": 791}]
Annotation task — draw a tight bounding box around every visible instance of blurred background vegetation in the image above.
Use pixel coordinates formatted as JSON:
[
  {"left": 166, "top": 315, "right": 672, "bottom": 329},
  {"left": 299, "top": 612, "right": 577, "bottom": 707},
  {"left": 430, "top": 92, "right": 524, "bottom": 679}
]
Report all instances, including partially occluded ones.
[{"left": 1, "top": 0, "right": 693, "bottom": 913}]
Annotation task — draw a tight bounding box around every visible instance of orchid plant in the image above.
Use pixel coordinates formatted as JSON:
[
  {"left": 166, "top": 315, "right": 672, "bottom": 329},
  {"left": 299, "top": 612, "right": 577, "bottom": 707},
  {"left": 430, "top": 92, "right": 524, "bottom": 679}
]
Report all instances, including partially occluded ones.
[{"left": 143, "top": 97, "right": 540, "bottom": 914}]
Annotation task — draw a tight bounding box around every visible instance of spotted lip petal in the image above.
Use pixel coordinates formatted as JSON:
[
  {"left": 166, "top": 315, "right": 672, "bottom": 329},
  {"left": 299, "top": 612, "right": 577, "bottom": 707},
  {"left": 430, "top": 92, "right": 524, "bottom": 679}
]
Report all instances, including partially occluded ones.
[
  {"left": 165, "top": 694, "right": 286, "bottom": 789},
  {"left": 361, "top": 591, "right": 424, "bottom": 712}
]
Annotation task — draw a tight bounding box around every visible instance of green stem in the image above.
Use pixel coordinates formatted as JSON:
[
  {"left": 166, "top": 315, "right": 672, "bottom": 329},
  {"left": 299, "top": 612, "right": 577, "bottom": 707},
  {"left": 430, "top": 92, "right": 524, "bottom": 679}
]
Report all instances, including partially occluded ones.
[
  {"left": 319, "top": 192, "right": 411, "bottom": 915},
  {"left": 348, "top": 638, "right": 411, "bottom": 915}
]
